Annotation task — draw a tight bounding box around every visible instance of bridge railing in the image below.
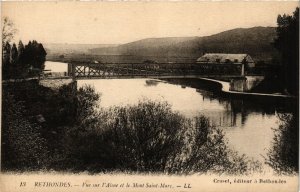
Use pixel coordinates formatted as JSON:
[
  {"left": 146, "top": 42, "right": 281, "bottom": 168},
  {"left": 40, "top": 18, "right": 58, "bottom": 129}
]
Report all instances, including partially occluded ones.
[{"left": 68, "top": 62, "right": 243, "bottom": 78}]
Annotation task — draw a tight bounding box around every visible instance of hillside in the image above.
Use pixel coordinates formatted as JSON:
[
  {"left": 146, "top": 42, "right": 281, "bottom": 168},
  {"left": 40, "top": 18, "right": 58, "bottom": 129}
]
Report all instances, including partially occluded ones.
[
  {"left": 90, "top": 27, "right": 278, "bottom": 62},
  {"left": 44, "top": 43, "right": 118, "bottom": 55},
  {"left": 90, "top": 37, "right": 198, "bottom": 56}
]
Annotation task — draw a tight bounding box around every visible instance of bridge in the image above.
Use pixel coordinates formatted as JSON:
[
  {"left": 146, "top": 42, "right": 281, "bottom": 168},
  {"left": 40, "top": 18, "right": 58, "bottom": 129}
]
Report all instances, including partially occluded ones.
[
  {"left": 67, "top": 62, "right": 245, "bottom": 79},
  {"left": 42, "top": 62, "right": 295, "bottom": 101}
]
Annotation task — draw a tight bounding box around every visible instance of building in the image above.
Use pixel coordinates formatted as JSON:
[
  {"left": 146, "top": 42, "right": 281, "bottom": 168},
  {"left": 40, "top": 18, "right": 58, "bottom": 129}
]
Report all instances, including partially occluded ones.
[{"left": 196, "top": 53, "right": 255, "bottom": 76}]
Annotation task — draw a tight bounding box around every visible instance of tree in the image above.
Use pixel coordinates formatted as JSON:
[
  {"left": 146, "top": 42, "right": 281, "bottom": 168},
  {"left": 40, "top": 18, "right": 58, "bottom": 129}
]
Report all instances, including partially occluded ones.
[
  {"left": 2, "top": 17, "right": 16, "bottom": 79},
  {"left": 18, "top": 40, "right": 25, "bottom": 59},
  {"left": 2, "top": 42, "right": 11, "bottom": 65},
  {"left": 23, "top": 40, "right": 47, "bottom": 73},
  {"left": 17, "top": 40, "right": 27, "bottom": 77},
  {"left": 2, "top": 17, "right": 17, "bottom": 45},
  {"left": 2, "top": 42, "right": 11, "bottom": 79},
  {"left": 267, "top": 113, "right": 298, "bottom": 174},
  {"left": 10, "top": 43, "right": 18, "bottom": 78},
  {"left": 273, "top": 7, "right": 299, "bottom": 95},
  {"left": 2, "top": 17, "right": 47, "bottom": 78},
  {"left": 35, "top": 42, "right": 47, "bottom": 71}
]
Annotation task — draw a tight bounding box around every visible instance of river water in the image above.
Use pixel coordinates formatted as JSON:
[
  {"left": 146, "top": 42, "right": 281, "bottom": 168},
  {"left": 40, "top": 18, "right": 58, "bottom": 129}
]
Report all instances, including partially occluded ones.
[
  {"left": 77, "top": 79, "right": 279, "bottom": 163},
  {"left": 45, "top": 61, "right": 293, "bottom": 171}
]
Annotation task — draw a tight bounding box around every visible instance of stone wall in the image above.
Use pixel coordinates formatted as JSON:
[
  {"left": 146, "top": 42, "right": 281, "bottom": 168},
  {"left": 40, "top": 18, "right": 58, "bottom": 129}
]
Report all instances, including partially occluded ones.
[{"left": 229, "top": 76, "right": 264, "bottom": 92}]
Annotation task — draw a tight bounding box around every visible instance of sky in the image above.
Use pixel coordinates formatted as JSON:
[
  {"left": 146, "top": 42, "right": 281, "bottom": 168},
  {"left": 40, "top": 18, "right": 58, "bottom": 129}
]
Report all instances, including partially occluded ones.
[{"left": 2, "top": 1, "right": 299, "bottom": 45}]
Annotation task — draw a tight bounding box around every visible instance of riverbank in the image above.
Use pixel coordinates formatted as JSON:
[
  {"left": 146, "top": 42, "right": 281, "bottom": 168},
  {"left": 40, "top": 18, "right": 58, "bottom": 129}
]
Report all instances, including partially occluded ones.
[
  {"left": 2, "top": 79, "right": 78, "bottom": 171},
  {"left": 161, "top": 77, "right": 296, "bottom": 102}
]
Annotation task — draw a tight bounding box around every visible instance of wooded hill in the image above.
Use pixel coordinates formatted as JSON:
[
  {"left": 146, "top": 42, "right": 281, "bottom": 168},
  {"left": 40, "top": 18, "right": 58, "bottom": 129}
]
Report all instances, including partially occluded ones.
[
  {"left": 90, "top": 27, "right": 278, "bottom": 62},
  {"left": 45, "top": 27, "right": 278, "bottom": 63}
]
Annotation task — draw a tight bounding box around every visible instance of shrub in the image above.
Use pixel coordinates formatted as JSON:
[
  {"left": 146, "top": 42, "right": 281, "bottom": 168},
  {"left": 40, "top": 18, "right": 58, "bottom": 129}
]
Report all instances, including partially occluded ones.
[
  {"left": 266, "top": 113, "right": 299, "bottom": 174},
  {"left": 75, "top": 84, "right": 101, "bottom": 123},
  {"left": 1, "top": 93, "right": 48, "bottom": 171},
  {"left": 64, "top": 97, "right": 260, "bottom": 174}
]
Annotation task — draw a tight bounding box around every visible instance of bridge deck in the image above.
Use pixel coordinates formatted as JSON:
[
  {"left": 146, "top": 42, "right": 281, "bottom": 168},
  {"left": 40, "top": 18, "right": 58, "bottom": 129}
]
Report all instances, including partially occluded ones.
[
  {"left": 68, "top": 62, "right": 245, "bottom": 79},
  {"left": 72, "top": 75, "right": 243, "bottom": 80}
]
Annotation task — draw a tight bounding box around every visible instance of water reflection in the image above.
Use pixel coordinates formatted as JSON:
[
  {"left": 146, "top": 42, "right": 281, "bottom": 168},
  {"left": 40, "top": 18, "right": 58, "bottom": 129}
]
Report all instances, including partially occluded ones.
[
  {"left": 145, "top": 79, "right": 160, "bottom": 86},
  {"left": 162, "top": 78, "right": 297, "bottom": 163}
]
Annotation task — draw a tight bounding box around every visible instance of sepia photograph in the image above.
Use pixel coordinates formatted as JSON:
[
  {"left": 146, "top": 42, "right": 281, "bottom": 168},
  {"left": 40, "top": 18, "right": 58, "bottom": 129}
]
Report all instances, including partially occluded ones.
[{"left": 0, "top": 1, "right": 299, "bottom": 192}]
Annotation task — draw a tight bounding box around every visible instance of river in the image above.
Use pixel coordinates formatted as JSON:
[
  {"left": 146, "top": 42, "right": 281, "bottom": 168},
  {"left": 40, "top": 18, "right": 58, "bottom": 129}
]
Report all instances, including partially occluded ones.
[{"left": 45, "top": 61, "right": 293, "bottom": 171}]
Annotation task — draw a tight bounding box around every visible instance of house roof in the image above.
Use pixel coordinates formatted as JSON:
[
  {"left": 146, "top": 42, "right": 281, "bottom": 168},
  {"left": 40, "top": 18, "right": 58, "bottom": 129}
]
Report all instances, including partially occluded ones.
[{"left": 197, "top": 53, "right": 254, "bottom": 64}]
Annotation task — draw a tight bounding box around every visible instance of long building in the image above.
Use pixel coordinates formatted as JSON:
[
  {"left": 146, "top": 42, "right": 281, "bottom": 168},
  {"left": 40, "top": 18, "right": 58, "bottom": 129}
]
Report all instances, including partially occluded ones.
[{"left": 196, "top": 53, "right": 255, "bottom": 76}]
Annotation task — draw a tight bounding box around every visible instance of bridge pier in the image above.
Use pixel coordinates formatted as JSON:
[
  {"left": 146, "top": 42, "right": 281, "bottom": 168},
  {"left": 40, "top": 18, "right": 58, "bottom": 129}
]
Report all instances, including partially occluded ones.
[
  {"left": 229, "top": 76, "right": 264, "bottom": 92},
  {"left": 68, "top": 63, "right": 76, "bottom": 80}
]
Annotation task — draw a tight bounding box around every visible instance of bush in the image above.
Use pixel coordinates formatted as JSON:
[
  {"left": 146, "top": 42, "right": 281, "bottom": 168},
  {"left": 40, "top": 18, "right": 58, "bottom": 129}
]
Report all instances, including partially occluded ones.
[
  {"left": 266, "top": 113, "right": 299, "bottom": 174},
  {"left": 100, "top": 101, "right": 186, "bottom": 172},
  {"left": 1, "top": 93, "right": 48, "bottom": 171},
  {"left": 64, "top": 96, "right": 260, "bottom": 174},
  {"left": 75, "top": 84, "right": 101, "bottom": 123}
]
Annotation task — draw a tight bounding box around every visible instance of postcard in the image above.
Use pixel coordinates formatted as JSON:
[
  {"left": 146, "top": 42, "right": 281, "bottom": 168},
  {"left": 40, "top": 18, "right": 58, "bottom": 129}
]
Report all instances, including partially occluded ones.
[{"left": 1, "top": 1, "right": 299, "bottom": 192}]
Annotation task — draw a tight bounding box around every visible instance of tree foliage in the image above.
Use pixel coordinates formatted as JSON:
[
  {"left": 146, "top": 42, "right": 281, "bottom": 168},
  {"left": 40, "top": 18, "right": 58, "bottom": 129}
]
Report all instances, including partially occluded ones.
[
  {"left": 273, "top": 7, "right": 299, "bottom": 95},
  {"left": 1, "top": 92, "right": 48, "bottom": 171},
  {"left": 266, "top": 113, "right": 299, "bottom": 174},
  {"left": 2, "top": 42, "right": 11, "bottom": 77},
  {"left": 2, "top": 17, "right": 17, "bottom": 45},
  {"left": 63, "top": 95, "right": 261, "bottom": 174},
  {"left": 2, "top": 40, "right": 47, "bottom": 79},
  {"left": 2, "top": 17, "right": 47, "bottom": 79}
]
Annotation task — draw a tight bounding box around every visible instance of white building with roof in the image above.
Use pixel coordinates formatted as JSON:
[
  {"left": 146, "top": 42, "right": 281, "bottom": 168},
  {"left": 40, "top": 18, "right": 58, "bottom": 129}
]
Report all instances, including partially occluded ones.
[{"left": 196, "top": 53, "right": 255, "bottom": 76}]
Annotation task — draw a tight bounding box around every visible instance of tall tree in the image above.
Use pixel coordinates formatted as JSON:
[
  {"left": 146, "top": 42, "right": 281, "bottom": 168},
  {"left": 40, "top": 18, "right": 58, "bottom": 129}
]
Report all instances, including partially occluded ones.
[
  {"left": 34, "top": 41, "right": 47, "bottom": 71},
  {"left": 11, "top": 43, "right": 18, "bottom": 64},
  {"left": 2, "top": 42, "right": 11, "bottom": 79},
  {"left": 2, "top": 18, "right": 47, "bottom": 78},
  {"left": 2, "top": 17, "right": 16, "bottom": 79},
  {"left": 23, "top": 40, "right": 47, "bottom": 72},
  {"left": 273, "top": 7, "right": 299, "bottom": 95},
  {"left": 2, "top": 17, "right": 17, "bottom": 45},
  {"left": 17, "top": 40, "right": 27, "bottom": 77},
  {"left": 17, "top": 40, "right": 25, "bottom": 59},
  {"left": 10, "top": 43, "right": 18, "bottom": 78},
  {"left": 2, "top": 42, "right": 11, "bottom": 65}
]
